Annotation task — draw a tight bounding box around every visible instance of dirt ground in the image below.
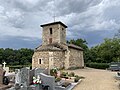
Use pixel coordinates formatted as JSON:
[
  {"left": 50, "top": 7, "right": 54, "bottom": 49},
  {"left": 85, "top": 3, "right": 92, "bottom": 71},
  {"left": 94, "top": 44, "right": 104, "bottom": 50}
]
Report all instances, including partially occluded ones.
[{"left": 67, "top": 68, "right": 119, "bottom": 90}]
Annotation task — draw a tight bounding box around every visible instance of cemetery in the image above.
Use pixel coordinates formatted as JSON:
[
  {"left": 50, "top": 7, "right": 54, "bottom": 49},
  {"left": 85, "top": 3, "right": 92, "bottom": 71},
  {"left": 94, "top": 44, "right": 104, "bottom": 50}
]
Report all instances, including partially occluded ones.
[{"left": 0, "top": 62, "right": 83, "bottom": 90}]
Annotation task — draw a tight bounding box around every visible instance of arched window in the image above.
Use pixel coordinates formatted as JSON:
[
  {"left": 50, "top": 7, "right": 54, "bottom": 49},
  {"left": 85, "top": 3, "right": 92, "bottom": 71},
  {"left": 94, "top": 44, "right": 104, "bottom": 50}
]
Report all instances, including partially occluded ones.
[{"left": 38, "top": 58, "right": 43, "bottom": 64}]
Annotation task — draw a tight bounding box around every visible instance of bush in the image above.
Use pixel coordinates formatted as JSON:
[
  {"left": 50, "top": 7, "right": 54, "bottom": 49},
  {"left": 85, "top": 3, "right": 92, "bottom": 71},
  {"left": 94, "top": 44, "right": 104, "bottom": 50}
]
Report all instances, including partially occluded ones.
[
  {"left": 8, "top": 65, "right": 32, "bottom": 72},
  {"left": 60, "top": 72, "right": 69, "bottom": 78},
  {"left": 55, "top": 77, "right": 61, "bottom": 82},
  {"left": 74, "top": 76, "right": 80, "bottom": 82},
  {"left": 69, "top": 72, "right": 75, "bottom": 77},
  {"left": 50, "top": 68, "right": 58, "bottom": 78},
  {"left": 86, "top": 63, "right": 109, "bottom": 69}
]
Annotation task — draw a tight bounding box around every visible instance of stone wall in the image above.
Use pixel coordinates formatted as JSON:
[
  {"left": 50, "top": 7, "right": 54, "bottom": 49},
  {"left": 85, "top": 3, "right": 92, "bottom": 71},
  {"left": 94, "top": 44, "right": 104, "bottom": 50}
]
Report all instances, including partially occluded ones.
[
  {"left": 68, "top": 48, "right": 84, "bottom": 68},
  {"left": 42, "top": 24, "right": 66, "bottom": 45},
  {"left": 53, "top": 51, "right": 65, "bottom": 69},
  {"left": 32, "top": 50, "right": 65, "bottom": 69},
  {"left": 32, "top": 51, "right": 49, "bottom": 69}
]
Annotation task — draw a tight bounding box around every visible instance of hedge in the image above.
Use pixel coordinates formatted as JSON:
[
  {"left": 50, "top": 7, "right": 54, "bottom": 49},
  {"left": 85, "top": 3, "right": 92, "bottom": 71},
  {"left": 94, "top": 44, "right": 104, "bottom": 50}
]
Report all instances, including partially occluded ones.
[
  {"left": 86, "top": 63, "right": 109, "bottom": 69},
  {"left": 7, "top": 65, "right": 32, "bottom": 72}
]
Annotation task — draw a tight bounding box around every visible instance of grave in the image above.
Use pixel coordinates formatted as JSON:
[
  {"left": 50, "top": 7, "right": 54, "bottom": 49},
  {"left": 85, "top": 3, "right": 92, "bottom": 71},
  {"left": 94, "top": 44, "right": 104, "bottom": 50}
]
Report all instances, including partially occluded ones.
[
  {"left": 3, "top": 62, "right": 10, "bottom": 73},
  {"left": 0, "top": 64, "right": 4, "bottom": 84},
  {"left": 20, "top": 68, "right": 30, "bottom": 86},
  {"left": 0, "top": 64, "right": 13, "bottom": 90},
  {"left": 7, "top": 67, "right": 81, "bottom": 90}
]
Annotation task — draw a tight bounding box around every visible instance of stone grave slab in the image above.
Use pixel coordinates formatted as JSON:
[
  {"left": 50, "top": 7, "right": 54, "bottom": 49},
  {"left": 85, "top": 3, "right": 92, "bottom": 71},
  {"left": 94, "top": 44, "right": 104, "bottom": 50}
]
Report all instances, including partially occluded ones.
[{"left": 20, "top": 68, "right": 30, "bottom": 86}]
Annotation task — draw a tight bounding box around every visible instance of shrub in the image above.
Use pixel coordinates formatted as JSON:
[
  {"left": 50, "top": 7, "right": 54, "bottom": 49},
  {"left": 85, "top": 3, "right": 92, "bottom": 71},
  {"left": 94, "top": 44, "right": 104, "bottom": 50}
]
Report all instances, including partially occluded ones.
[
  {"left": 60, "top": 72, "right": 68, "bottom": 78},
  {"left": 69, "top": 72, "right": 75, "bottom": 77},
  {"left": 74, "top": 76, "right": 80, "bottom": 82},
  {"left": 55, "top": 77, "right": 61, "bottom": 82},
  {"left": 8, "top": 65, "right": 32, "bottom": 72},
  {"left": 79, "top": 76, "right": 85, "bottom": 79},
  {"left": 50, "top": 68, "right": 58, "bottom": 78},
  {"left": 86, "top": 63, "right": 109, "bottom": 69}
]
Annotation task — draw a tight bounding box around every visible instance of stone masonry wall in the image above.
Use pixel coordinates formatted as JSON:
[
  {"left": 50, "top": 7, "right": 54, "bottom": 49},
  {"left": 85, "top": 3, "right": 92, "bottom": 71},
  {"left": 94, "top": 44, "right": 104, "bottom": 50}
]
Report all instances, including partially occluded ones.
[
  {"left": 32, "top": 50, "right": 65, "bottom": 69},
  {"left": 53, "top": 51, "right": 65, "bottom": 69},
  {"left": 69, "top": 48, "right": 84, "bottom": 68},
  {"left": 42, "top": 24, "right": 66, "bottom": 45},
  {"left": 32, "top": 51, "right": 49, "bottom": 69}
]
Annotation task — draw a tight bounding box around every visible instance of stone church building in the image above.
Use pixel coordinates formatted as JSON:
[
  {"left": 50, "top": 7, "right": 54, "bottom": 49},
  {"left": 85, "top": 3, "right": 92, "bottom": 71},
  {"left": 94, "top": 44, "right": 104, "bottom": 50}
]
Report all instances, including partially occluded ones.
[{"left": 32, "top": 21, "right": 84, "bottom": 69}]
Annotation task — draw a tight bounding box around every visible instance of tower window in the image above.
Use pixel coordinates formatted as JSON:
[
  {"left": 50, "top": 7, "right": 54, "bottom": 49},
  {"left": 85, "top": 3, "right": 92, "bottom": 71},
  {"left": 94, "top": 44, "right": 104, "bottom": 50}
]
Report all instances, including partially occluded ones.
[
  {"left": 39, "top": 59, "right": 41, "bottom": 64},
  {"left": 50, "top": 28, "right": 52, "bottom": 34}
]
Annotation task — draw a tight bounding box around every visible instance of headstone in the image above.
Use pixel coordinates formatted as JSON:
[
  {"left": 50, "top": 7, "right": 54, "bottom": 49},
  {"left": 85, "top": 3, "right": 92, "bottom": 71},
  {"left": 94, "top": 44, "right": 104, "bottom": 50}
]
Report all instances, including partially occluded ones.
[
  {"left": 29, "top": 69, "right": 35, "bottom": 85},
  {"left": 35, "top": 68, "right": 48, "bottom": 77},
  {"left": 0, "top": 65, "right": 5, "bottom": 84},
  {"left": 15, "top": 69, "right": 21, "bottom": 85},
  {"left": 4, "top": 67, "right": 10, "bottom": 74},
  {"left": 20, "top": 68, "right": 30, "bottom": 86},
  {"left": 3, "top": 62, "right": 6, "bottom": 68},
  {"left": 40, "top": 73, "right": 55, "bottom": 90}
]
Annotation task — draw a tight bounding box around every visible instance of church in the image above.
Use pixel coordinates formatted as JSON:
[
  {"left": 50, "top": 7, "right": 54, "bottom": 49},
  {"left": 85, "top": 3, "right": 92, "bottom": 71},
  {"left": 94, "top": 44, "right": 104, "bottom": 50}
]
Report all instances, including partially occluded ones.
[{"left": 32, "top": 21, "right": 84, "bottom": 69}]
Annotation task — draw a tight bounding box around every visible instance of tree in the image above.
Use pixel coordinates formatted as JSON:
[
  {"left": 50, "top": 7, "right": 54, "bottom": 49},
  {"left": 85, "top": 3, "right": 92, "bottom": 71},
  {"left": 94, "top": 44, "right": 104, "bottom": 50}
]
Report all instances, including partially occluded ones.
[
  {"left": 89, "top": 38, "right": 120, "bottom": 63},
  {"left": 0, "top": 48, "right": 34, "bottom": 65}
]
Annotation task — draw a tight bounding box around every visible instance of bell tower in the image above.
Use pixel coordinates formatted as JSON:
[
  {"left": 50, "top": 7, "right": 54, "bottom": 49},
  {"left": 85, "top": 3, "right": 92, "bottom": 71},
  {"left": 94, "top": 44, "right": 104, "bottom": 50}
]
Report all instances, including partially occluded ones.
[{"left": 41, "top": 21, "right": 67, "bottom": 45}]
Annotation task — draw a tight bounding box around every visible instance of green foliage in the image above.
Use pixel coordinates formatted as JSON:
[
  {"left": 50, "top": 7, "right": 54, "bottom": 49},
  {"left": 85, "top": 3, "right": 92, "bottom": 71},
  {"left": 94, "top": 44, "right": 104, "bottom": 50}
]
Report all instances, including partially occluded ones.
[
  {"left": 68, "top": 72, "right": 75, "bottom": 77},
  {"left": 74, "top": 76, "right": 80, "bottom": 82},
  {"left": 0, "top": 48, "right": 34, "bottom": 65},
  {"left": 60, "top": 72, "right": 69, "bottom": 78},
  {"left": 8, "top": 65, "right": 32, "bottom": 72},
  {"left": 87, "top": 38, "right": 120, "bottom": 63},
  {"left": 50, "top": 68, "right": 58, "bottom": 78},
  {"left": 55, "top": 77, "right": 61, "bottom": 82},
  {"left": 86, "top": 63, "right": 109, "bottom": 69}
]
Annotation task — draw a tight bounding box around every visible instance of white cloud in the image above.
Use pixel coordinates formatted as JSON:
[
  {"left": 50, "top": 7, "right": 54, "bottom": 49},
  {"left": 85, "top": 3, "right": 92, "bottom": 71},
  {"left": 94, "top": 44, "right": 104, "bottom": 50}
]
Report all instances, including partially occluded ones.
[{"left": 0, "top": 0, "right": 120, "bottom": 48}]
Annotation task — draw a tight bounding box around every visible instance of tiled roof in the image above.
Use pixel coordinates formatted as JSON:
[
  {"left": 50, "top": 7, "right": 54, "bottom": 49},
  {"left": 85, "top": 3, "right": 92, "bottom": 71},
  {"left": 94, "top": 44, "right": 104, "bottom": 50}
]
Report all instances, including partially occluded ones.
[
  {"left": 40, "top": 21, "right": 67, "bottom": 28},
  {"left": 35, "top": 43, "right": 83, "bottom": 51},
  {"left": 67, "top": 44, "right": 83, "bottom": 50},
  {"left": 35, "top": 43, "right": 67, "bottom": 51}
]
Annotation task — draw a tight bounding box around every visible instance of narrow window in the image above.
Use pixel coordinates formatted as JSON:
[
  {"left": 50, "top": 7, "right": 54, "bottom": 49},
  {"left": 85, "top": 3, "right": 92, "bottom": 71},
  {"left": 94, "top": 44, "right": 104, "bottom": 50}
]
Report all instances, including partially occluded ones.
[
  {"left": 49, "top": 38, "right": 52, "bottom": 44},
  {"left": 39, "top": 59, "right": 42, "bottom": 64},
  {"left": 50, "top": 28, "right": 52, "bottom": 34}
]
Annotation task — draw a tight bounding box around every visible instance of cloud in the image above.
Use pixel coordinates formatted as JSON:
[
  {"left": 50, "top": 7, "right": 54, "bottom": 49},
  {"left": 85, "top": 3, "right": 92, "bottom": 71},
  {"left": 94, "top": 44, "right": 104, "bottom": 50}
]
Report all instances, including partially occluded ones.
[
  {"left": 0, "top": 0, "right": 120, "bottom": 48},
  {"left": 0, "top": 36, "right": 41, "bottom": 49}
]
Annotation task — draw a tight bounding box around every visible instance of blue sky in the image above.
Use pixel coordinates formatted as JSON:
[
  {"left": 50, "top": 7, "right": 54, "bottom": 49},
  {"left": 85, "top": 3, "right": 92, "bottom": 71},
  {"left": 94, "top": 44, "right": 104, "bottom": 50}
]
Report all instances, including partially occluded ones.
[{"left": 0, "top": 0, "right": 120, "bottom": 49}]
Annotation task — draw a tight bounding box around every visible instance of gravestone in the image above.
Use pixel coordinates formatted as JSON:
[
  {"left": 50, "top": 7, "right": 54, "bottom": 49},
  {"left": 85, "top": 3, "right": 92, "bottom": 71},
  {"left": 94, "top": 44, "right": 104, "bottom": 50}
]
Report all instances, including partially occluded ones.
[
  {"left": 20, "top": 68, "right": 30, "bottom": 86},
  {"left": 3, "top": 62, "right": 6, "bottom": 69},
  {"left": 35, "top": 68, "right": 48, "bottom": 77},
  {"left": 40, "top": 73, "right": 55, "bottom": 90},
  {"left": 4, "top": 67, "right": 9, "bottom": 73},
  {"left": 29, "top": 69, "right": 35, "bottom": 85},
  {"left": 0, "top": 65, "right": 5, "bottom": 84},
  {"left": 15, "top": 69, "right": 21, "bottom": 85},
  {"left": 3, "top": 62, "right": 10, "bottom": 74}
]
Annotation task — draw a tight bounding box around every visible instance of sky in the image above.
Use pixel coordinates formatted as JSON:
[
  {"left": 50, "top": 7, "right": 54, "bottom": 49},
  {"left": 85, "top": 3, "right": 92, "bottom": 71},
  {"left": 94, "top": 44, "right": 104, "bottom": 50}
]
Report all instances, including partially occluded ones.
[{"left": 0, "top": 0, "right": 120, "bottom": 49}]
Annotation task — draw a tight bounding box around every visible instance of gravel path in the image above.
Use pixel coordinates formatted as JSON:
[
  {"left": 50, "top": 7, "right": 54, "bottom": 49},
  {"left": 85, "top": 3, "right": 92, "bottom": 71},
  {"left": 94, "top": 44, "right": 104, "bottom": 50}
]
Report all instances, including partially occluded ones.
[{"left": 67, "top": 68, "right": 119, "bottom": 90}]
